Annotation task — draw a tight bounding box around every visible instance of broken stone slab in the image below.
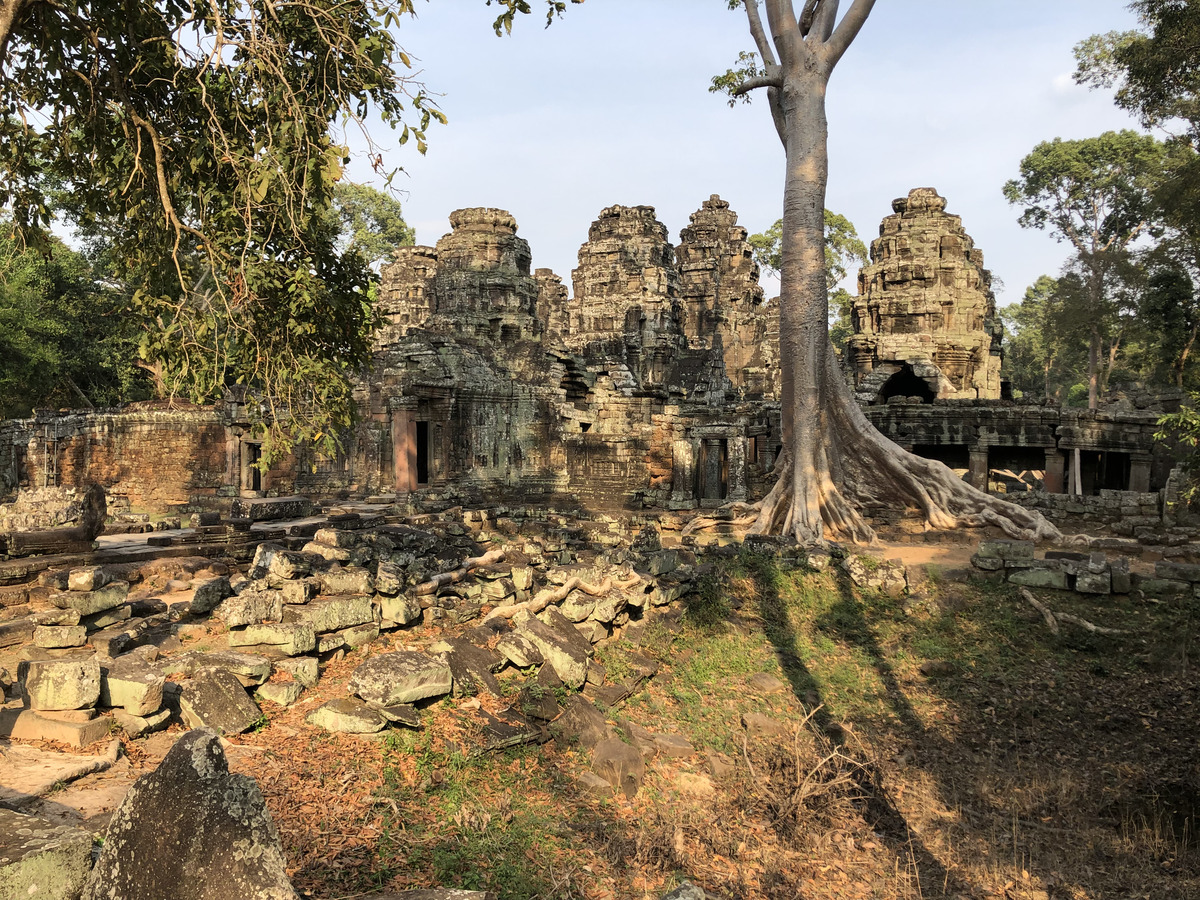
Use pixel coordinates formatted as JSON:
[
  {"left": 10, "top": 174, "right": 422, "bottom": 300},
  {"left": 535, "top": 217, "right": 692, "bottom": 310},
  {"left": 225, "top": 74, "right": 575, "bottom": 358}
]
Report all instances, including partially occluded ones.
[
  {"left": 552, "top": 695, "right": 611, "bottom": 750},
  {"left": 575, "top": 621, "right": 608, "bottom": 644},
  {"left": 229, "top": 623, "right": 316, "bottom": 656},
  {"left": 370, "top": 702, "right": 421, "bottom": 729},
  {"left": 653, "top": 733, "right": 695, "bottom": 758},
  {"left": 0, "top": 618, "right": 35, "bottom": 649},
  {"left": 514, "top": 611, "right": 588, "bottom": 689},
  {"left": 81, "top": 603, "right": 132, "bottom": 631},
  {"left": 1075, "top": 570, "right": 1112, "bottom": 595},
  {"left": 375, "top": 562, "right": 404, "bottom": 596},
  {"left": 33, "top": 624, "right": 87, "bottom": 649},
  {"left": 272, "top": 656, "right": 319, "bottom": 687},
  {"left": 50, "top": 581, "right": 128, "bottom": 616},
  {"left": 82, "top": 728, "right": 298, "bottom": 900},
  {"left": 113, "top": 707, "right": 172, "bottom": 739},
  {"left": 284, "top": 594, "right": 374, "bottom": 634},
  {"left": 302, "top": 541, "right": 351, "bottom": 563},
  {"left": 589, "top": 590, "right": 628, "bottom": 624},
  {"left": 975, "top": 539, "right": 1035, "bottom": 561},
  {"left": 313, "top": 527, "right": 359, "bottom": 549},
  {"left": 0, "top": 708, "right": 114, "bottom": 748},
  {"left": 179, "top": 668, "right": 263, "bottom": 735},
  {"left": 280, "top": 580, "right": 316, "bottom": 605},
  {"left": 99, "top": 660, "right": 165, "bottom": 716},
  {"left": 0, "top": 808, "right": 93, "bottom": 900},
  {"left": 661, "top": 881, "right": 708, "bottom": 900},
  {"left": 559, "top": 592, "right": 596, "bottom": 622},
  {"left": 336, "top": 622, "right": 380, "bottom": 650},
  {"left": 30, "top": 607, "right": 81, "bottom": 626},
  {"left": 1155, "top": 561, "right": 1200, "bottom": 583},
  {"left": 67, "top": 566, "right": 112, "bottom": 592},
  {"left": 575, "top": 771, "right": 614, "bottom": 799},
  {"left": 348, "top": 651, "right": 453, "bottom": 706},
  {"left": 0, "top": 740, "right": 118, "bottom": 807},
  {"left": 189, "top": 576, "right": 232, "bottom": 615},
  {"left": 591, "top": 737, "right": 644, "bottom": 798},
  {"left": 230, "top": 495, "right": 314, "bottom": 523},
  {"left": 378, "top": 593, "right": 422, "bottom": 626},
  {"left": 428, "top": 637, "right": 504, "bottom": 697},
  {"left": 20, "top": 656, "right": 101, "bottom": 710},
  {"left": 212, "top": 589, "right": 284, "bottom": 628},
  {"left": 1007, "top": 568, "right": 1069, "bottom": 590},
  {"left": 517, "top": 665, "right": 563, "bottom": 722},
  {"left": 318, "top": 567, "right": 374, "bottom": 596},
  {"left": 267, "top": 551, "right": 312, "bottom": 581},
  {"left": 1111, "top": 557, "right": 1132, "bottom": 594},
  {"left": 255, "top": 682, "right": 304, "bottom": 707},
  {"left": 306, "top": 698, "right": 387, "bottom": 734}
]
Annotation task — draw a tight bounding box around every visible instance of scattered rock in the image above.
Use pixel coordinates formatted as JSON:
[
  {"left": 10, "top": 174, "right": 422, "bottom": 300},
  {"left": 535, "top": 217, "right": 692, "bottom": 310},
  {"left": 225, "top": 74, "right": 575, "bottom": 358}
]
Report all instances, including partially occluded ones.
[
  {"left": 348, "top": 651, "right": 453, "bottom": 706},
  {"left": 306, "top": 698, "right": 387, "bottom": 734},
  {"left": 179, "top": 668, "right": 263, "bottom": 735},
  {"left": 20, "top": 657, "right": 101, "bottom": 711},
  {"left": 82, "top": 728, "right": 298, "bottom": 899},
  {"left": 591, "top": 738, "right": 645, "bottom": 798},
  {"left": 0, "top": 808, "right": 93, "bottom": 900}
]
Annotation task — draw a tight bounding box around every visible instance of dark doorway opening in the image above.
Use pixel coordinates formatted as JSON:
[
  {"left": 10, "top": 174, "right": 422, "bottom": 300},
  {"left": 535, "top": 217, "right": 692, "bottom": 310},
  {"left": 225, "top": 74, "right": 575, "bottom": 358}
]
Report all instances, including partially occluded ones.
[
  {"left": 416, "top": 421, "right": 430, "bottom": 485},
  {"left": 696, "top": 439, "right": 729, "bottom": 502},
  {"left": 878, "top": 364, "right": 936, "bottom": 404},
  {"left": 242, "top": 442, "right": 262, "bottom": 493}
]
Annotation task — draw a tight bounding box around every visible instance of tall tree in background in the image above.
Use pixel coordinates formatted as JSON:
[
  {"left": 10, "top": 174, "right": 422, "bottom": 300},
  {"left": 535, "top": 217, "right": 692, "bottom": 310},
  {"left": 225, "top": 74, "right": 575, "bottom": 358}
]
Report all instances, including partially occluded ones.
[
  {"left": 1004, "top": 131, "right": 1165, "bottom": 409},
  {"left": 328, "top": 183, "right": 417, "bottom": 269},
  {"left": 0, "top": 0, "right": 575, "bottom": 459},
  {"left": 748, "top": 209, "right": 867, "bottom": 357},
  {"left": 711, "top": 0, "right": 1057, "bottom": 544}
]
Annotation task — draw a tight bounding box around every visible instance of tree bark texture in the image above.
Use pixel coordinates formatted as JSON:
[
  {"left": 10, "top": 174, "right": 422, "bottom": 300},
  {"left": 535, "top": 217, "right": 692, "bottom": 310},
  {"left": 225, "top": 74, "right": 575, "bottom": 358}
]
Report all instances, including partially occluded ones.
[{"left": 741, "top": 0, "right": 1060, "bottom": 545}]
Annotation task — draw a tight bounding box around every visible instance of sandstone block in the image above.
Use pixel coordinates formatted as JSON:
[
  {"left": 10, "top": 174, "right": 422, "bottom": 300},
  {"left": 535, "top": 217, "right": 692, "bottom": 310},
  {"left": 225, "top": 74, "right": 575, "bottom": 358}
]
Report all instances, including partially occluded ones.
[
  {"left": 495, "top": 632, "right": 543, "bottom": 668},
  {"left": 229, "top": 623, "right": 316, "bottom": 656},
  {"left": 591, "top": 737, "right": 644, "bottom": 798},
  {"left": 21, "top": 657, "right": 100, "bottom": 710},
  {"left": 348, "top": 652, "right": 452, "bottom": 706},
  {"left": 374, "top": 562, "right": 404, "bottom": 596},
  {"left": 68, "top": 566, "right": 112, "bottom": 592},
  {"left": 268, "top": 551, "right": 312, "bottom": 580},
  {"left": 179, "top": 669, "right": 263, "bottom": 735},
  {"left": 51, "top": 582, "right": 128, "bottom": 616},
  {"left": 285, "top": 595, "right": 374, "bottom": 634},
  {"left": 515, "top": 613, "right": 588, "bottom": 689},
  {"left": 975, "top": 539, "right": 1035, "bottom": 561},
  {"left": 306, "top": 698, "right": 387, "bottom": 734},
  {"left": 81, "top": 729, "right": 297, "bottom": 900},
  {"left": 255, "top": 682, "right": 304, "bottom": 707},
  {"left": 0, "top": 708, "right": 114, "bottom": 748},
  {"left": 1007, "top": 568, "right": 1069, "bottom": 590},
  {"left": 113, "top": 707, "right": 171, "bottom": 739},
  {"left": 378, "top": 593, "right": 422, "bottom": 626},
  {"left": 272, "top": 656, "right": 319, "bottom": 687},
  {"left": 100, "top": 662, "right": 165, "bottom": 716},
  {"left": 213, "top": 589, "right": 284, "bottom": 628},
  {"left": 33, "top": 624, "right": 88, "bottom": 649},
  {"left": 189, "top": 576, "right": 232, "bottom": 615}
]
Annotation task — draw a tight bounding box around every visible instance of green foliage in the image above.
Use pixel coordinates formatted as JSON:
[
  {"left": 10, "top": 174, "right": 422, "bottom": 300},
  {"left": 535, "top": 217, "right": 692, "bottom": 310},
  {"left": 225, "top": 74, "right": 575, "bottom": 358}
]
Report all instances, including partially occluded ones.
[
  {"left": 1157, "top": 396, "right": 1200, "bottom": 501},
  {"left": 0, "top": 0, "right": 569, "bottom": 461},
  {"left": 0, "top": 226, "right": 152, "bottom": 418},
  {"left": 748, "top": 210, "right": 867, "bottom": 357},
  {"left": 709, "top": 50, "right": 768, "bottom": 105},
  {"left": 325, "top": 182, "right": 416, "bottom": 269}
]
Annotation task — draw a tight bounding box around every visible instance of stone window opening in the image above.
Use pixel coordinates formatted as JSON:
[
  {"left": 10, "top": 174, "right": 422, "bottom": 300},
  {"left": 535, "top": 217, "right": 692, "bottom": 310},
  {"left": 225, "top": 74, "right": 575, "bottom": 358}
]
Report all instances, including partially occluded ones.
[
  {"left": 580, "top": 422, "right": 591, "bottom": 433},
  {"left": 878, "top": 364, "right": 936, "bottom": 404}
]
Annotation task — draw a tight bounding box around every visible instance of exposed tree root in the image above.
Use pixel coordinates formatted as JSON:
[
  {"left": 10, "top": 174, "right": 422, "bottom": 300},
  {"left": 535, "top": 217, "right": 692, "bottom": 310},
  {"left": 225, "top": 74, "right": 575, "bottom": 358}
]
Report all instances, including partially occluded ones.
[
  {"left": 1018, "top": 587, "right": 1129, "bottom": 636},
  {"left": 415, "top": 549, "right": 507, "bottom": 596},
  {"left": 706, "top": 350, "right": 1062, "bottom": 546},
  {"left": 484, "top": 574, "right": 642, "bottom": 622}
]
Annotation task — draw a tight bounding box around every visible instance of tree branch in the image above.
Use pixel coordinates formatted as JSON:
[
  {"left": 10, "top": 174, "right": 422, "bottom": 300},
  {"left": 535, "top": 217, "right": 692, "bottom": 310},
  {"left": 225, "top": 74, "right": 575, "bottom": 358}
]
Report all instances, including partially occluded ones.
[
  {"left": 733, "top": 69, "right": 784, "bottom": 96},
  {"left": 798, "top": 0, "right": 819, "bottom": 37},
  {"left": 809, "top": 0, "right": 839, "bottom": 43},
  {"left": 743, "top": 0, "right": 778, "bottom": 66},
  {"left": 825, "top": 0, "right": 876, "bottom": 65}
]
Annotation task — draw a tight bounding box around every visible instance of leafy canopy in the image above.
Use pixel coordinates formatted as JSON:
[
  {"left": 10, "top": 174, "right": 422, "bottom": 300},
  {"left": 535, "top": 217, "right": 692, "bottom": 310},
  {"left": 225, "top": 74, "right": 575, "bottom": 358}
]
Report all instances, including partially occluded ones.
[{"left": 0, "top": 0, "right": 577, "bottom": 460}]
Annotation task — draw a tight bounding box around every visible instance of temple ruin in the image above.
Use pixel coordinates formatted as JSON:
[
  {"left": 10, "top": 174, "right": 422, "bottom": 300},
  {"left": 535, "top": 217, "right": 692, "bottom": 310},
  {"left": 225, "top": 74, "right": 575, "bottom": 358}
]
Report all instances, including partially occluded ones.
[{"left": 0, "top": 189, "right": 1181, "bottom": 524}]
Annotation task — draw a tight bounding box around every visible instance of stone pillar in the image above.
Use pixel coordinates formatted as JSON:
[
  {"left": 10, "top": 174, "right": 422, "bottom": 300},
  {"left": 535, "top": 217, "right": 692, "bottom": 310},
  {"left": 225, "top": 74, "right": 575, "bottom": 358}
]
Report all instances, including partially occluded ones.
[
  {"left": 1129, "top": 454, "right": 1153, "bottom": 493},
  {"left": 967, "top": 446, "right": 989, "bottom": 491},
  {"left": 1043, "top": 449, "right": 1065, "bottom": 494},
  {"left": 729, "top": 436, "right": 748, "bottom": 502},
  {"left": 670, "top": 439, "right": 695, "bottom": 504},
  {"left": 704, "top": 438, "right": 724, "bottom": 502},
  {"left": 392, "top": 410, "right": 416, "bottom": 493}
]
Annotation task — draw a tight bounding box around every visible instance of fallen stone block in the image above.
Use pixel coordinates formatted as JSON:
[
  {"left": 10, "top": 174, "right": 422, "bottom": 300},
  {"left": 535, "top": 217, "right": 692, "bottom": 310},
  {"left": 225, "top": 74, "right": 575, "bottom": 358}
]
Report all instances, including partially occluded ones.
[
  {"left": 0, "top": 618, "right": 35, "bottom": 649},
  {"left": 68, "top": 566, "right": 112, "bottom": 592},
  {"left": 30, "top": 608, "right": 81, "bottom": 626},
  {"left": 1075, "top": 570, "right": 1112, "bottom": 595},
  {"left": 99, "top": 661, "right": 165, "bottom": 716},
  {"left": 378, "top": 593, "right": 422, "bottom": 626},
  {"left": 272, "top": 656, "right": 319, "bottom": 687},
  {"left": 0, "top": 707, "right": 114, "bottom": 748},
  {"left": 113, "top": 707, "right": 172, "bottom": 739},
  {"left": 306, "top": 698, "right": 387, "bottom": 734},
  {"left": 255, "top": 682, "right": 304, "bottom": 707},
  {"left": 552, "top": 695, "right": 610, "bottom": 750},
  {"left": 50, "top": 581, "right": 128, "bottom": 617},
  {"left": 375, "top": 562, "right": 404, "bottom": 596},
  {"left": 349, "top": 651, "right": 452, "bottom": 706},
  {"left": 82, "top": 728, "right": 298, "bottom": 899},
  {"left": 81, "top": 604, "right": 132, "bottom": 632},
  {"left": 975, "top": 539, "right": 1035, "bottom": 561},
  {"left": 179, "top": 669, "right": 263, "bottom": 735},
  {"left": 20, "top": 656, "right": 100, "bottom": 710},
  {"left": 285, "top": 594, "right": 374, "bottom": 634},
  {"left": 1007, "top": 568, "right": 1069, "bottom": 590},
  {"left": 313, "top": 527, "right": 359, "bottom": 549},
  {"left": 591, "top": 737, "right": 644, "bottom": 798},
  {"left": 33, "top": 624, "right": 88, "bottom": 649},
  {"left": 213, "top": 589, "right": 284, "bottom": 628},
  {"left": 429, "top": 638, "right": 504, "bottom": 698},
  {"left": 189, "top": 576, "right": 232, "bottom": 615},
  {"left": 268, "top": 551, "right": 312, "bottom": 581},
  {"left": 515, "top": 612, "right": 588, "bottom": 689},
  {"left": 280, "top": 579, "right": 317, "bottom": 605},
  {"left": 229, "top": 623, "right": 316, "bottom": 657},
  {"left": 0, "top": 808, "right": 93, "bottom": 900},
  {"left": 319, "top": 567, "right": 374, "bottom": 596}
]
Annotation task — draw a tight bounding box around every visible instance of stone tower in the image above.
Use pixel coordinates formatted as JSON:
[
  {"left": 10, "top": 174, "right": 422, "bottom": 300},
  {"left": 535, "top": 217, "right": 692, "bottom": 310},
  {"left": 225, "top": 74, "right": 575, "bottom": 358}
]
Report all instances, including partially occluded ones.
[{"left": 847, "top": 187, "right": 1002, "bottom": 404}]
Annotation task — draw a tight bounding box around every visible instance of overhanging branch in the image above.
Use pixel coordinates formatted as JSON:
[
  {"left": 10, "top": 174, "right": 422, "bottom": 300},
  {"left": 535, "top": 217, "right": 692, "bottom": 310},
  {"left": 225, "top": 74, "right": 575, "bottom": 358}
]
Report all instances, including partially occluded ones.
[
  {"left": 733, "top": 70, "right": 783, "bottom": 96},
  {"left": 825, "top": 0, "right": 876, "bottom": 65}
]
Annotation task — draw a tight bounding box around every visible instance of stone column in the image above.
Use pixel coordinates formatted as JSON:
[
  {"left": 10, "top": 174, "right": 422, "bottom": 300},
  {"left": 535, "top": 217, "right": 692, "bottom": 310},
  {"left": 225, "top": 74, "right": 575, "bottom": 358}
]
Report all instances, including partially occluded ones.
[
  {"left": 1129, "top": 453, "right": 1153, "bottom": 493},
  {"left": 704, "top": 439, "right": 724, "bottom": 502},
  {"left": 729, "top": 436, "right": 748, "bottom": 502},
  {"left": 1043, "top": 449, "right": 1065, "bottom": 494},
  {"left": 670, "top": 439, "right": 695, "bottom": 504},
  {"left": 967, "top": 446, "right": 989, "bottom": 491}
]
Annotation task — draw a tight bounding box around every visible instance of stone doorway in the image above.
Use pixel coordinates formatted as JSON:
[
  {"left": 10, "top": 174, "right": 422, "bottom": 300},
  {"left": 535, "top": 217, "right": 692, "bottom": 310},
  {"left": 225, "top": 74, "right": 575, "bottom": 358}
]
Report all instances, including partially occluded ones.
[
  {"left": 240, "top": 441, "right": 262, "bottom": 495},
  {"left": 696, "top": 438, "right": 728, "bottom": 504},
  {"left": 878, "top": 364, "right": 936, "bottom": 404}
]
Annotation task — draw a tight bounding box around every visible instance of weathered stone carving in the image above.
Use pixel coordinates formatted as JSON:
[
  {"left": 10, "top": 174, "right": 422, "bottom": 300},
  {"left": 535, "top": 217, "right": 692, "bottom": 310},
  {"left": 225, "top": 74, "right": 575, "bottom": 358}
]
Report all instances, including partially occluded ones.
[{"left": 848, "top": 187, "right": 1003, "bottom": 404}]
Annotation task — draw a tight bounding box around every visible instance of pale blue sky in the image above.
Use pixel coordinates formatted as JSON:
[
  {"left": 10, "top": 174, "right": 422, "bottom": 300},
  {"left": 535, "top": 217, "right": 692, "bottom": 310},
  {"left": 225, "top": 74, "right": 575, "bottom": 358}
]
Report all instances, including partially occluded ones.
[{"left": 352, "top": 1, "right": 1144, "bottom": 305}]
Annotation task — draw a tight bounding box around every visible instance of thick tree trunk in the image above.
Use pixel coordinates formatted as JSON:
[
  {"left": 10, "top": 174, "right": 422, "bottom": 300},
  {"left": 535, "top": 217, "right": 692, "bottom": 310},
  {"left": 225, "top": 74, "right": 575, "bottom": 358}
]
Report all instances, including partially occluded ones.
[
  {"left": 0, "top": 0, "right": 29, "bottom": 63},
  {"left": 749, "top": 64, "right": 1060, "bottom": 545}
]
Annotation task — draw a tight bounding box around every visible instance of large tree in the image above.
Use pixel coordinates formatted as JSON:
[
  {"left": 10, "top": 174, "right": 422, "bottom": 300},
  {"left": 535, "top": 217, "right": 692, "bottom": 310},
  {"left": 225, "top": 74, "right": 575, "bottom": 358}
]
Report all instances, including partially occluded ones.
[
  {"left": 713, "top": 0, "right": 1057, "bottom": 544},
  {"left": 0, "top": 0, "right": 574, "bottom": 458},
  {"left": 1004, "top": 131, "right": 1165, "bottom": 410}
]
